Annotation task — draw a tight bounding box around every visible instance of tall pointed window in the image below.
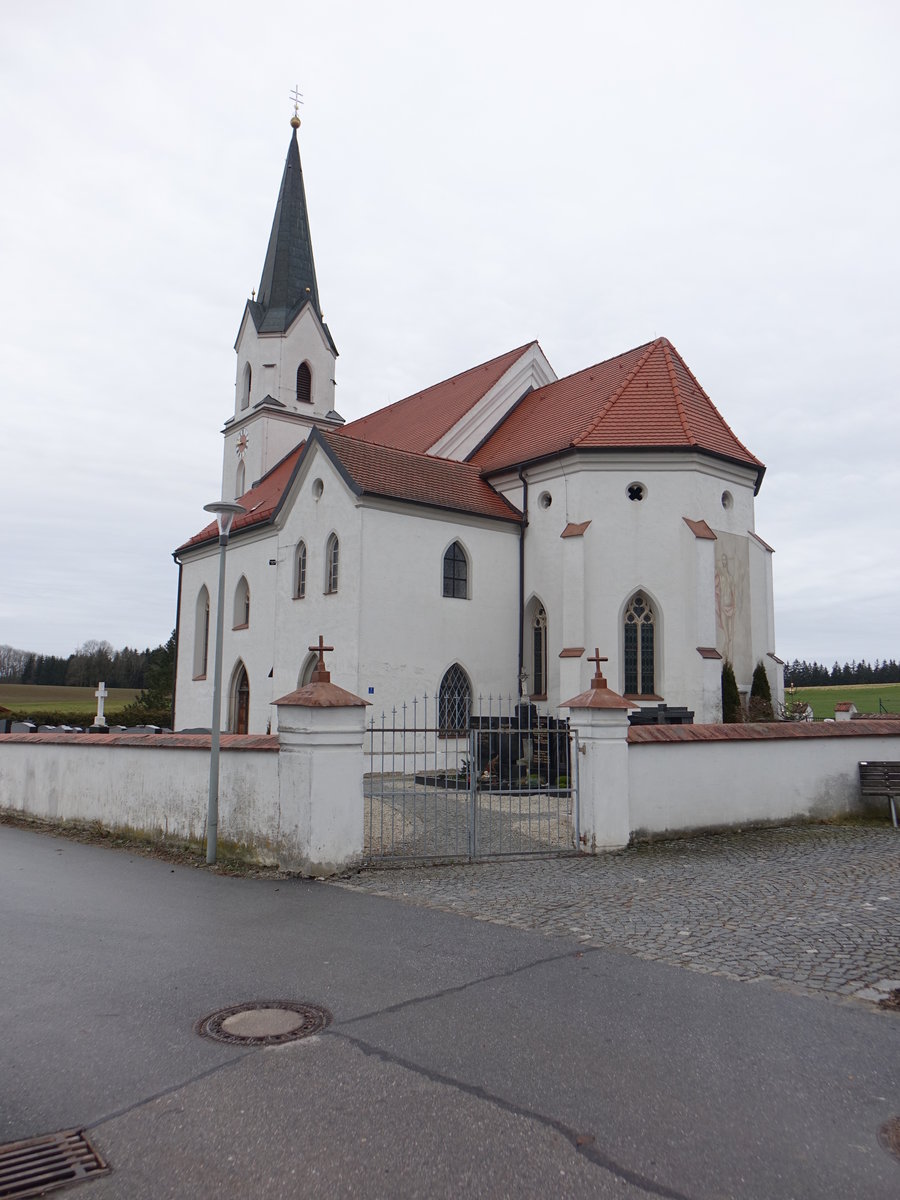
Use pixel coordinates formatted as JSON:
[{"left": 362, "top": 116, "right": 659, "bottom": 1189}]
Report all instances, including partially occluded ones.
[
  {"left": 531, "top": 603, "right": 548, "bottom": 698},
  {"left": 193, "top": 586, "right": 210, "bottom": 678},
  {"left": 295, "top": 541, "right": 307, "bottom": 599},
  {"left": 442, "top": 541, "right": 468, "bottom": 599},
  {"left": 235, "top": 459, "right": 246, "bottom": 498},
  {"left": 439, "top": 664, "right": 472, "bottom": 735},
  {"left": 624, "top": 592, "right": 656, "bottom": 695},
  {"left": 325, "top": 534, "right": 339, "bottom": 594},
  {"left": 230, "top": 662, "right": 250, "bottom": 734},
  {"left": 241, "top": 363, "right": 252, "bottom": 410},
  {"left": 296, "top": 361, "right": 312, "bottom": 405},
  {"left": 233, "top": 576, "right": 250, "bottom": 628}
]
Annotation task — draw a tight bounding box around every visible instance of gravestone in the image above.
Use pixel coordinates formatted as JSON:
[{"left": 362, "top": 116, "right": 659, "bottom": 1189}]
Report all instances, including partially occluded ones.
[{"left": 93, "top": 681, "right": 108, "bottom": 728}]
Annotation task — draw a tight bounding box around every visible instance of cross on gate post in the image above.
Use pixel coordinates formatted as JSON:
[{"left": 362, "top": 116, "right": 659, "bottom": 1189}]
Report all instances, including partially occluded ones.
[
  {"left": 587, "top": 649, "right": 609, "bottom": 688},
  {"left": 308, "top": 635, "right": 335, "bottom": 684},
  {"left": 94, "top": 681, "right": 108, "bottom": 727}
]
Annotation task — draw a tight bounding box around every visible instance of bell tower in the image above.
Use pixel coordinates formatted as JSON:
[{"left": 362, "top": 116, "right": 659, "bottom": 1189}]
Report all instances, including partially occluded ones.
[{"left": 223, "top": 97, "right": 341, "bottom": 500}]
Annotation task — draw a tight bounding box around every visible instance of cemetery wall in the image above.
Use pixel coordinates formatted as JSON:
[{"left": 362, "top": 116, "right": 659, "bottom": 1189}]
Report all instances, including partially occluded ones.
[
  {"left": 627, "top": 720, "right": 900, "bottom": 838},
  {"left": 0, "top": 732, "right": 287, "bottom": 859}
]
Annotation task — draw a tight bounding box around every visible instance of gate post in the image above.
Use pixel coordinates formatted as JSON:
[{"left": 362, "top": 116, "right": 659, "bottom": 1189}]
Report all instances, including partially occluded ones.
[
  {"left": 561, "top": 651, "right": 635, "bottom": 852},
  {"left": 272, "top": 638, "right": 369, "bottom": 876}
]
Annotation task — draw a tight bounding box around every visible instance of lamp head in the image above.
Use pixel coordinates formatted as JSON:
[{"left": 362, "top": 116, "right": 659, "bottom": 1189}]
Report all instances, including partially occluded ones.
[{"left": 203, "top": 500, "right": 246, "bottom": 541}]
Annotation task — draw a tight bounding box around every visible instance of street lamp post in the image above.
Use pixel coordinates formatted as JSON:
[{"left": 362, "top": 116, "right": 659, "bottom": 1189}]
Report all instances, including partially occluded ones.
[{"left": 203, "top": 500, "right": 246, "bottom": 865}]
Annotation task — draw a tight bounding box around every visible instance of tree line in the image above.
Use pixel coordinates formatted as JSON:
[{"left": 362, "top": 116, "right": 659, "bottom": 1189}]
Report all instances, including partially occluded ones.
[
  {"left": 0, "top": 638, "right": 169, "bottom": 689},
  {"left": 783, "top": 658, "right": 900, "bottom": 687}
]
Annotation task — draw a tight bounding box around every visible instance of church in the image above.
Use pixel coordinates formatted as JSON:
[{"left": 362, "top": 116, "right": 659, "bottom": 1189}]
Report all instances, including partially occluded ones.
[{"left": 172, "top": 114, "right": 783, "bottom": 734}]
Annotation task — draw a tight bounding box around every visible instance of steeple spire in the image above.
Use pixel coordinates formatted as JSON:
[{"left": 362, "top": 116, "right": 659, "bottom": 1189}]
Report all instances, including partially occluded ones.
[{"left": 253, "top": 113, "right": 322, "bottom": 335}]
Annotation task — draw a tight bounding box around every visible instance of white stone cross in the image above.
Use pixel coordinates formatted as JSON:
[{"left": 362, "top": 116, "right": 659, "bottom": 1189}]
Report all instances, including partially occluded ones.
[{"left": 94, "top": 681, "right": 108, "bottom": 727}]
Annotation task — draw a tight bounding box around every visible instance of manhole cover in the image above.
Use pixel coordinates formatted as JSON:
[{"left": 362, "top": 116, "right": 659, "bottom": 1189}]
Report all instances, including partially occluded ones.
[
  {"left": 195, "top": 1000, "right": 331, "bottom": 1046},
  {"left": 878, "top": 1116, "right": 900, "bottom": 1162}
]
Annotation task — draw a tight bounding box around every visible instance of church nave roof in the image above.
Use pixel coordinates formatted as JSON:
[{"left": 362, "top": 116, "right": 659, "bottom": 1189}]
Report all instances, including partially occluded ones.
[{"left": 469, "top": 337, "right": 764, "bottom": 488}]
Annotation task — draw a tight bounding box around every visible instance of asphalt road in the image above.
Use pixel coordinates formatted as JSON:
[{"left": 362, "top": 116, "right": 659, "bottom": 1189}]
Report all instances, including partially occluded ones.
[{"left": 2, "top": 824, "right": 898, "bottom": 1199}]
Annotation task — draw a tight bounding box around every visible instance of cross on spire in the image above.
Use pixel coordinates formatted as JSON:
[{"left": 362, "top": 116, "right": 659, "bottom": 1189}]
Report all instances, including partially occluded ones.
[
  {"left": 308, "top": 635, "right": 334, "bottom": 683},
  {"left": 290, "top": 85, "right": 304, "bottom": 128}
]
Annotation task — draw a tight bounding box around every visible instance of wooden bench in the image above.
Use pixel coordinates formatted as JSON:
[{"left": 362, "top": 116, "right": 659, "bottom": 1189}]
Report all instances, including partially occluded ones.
[{"left": 859, "top": 761, "right": 900, "bottom": 828}]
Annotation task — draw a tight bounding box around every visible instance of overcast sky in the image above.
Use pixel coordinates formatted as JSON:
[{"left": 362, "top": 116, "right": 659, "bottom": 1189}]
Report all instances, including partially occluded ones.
[{"left": 1, "top": 0, "right": 897, "bottom": 667}]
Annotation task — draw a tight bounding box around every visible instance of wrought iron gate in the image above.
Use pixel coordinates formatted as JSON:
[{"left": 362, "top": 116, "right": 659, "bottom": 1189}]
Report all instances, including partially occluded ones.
[{"left": 364, "top": 696, "right": 579, "bottom": 863}]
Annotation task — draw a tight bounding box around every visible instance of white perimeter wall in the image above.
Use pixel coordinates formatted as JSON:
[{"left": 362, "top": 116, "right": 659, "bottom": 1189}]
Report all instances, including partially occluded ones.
[
  {"left": 0, "top": 736, "right": 287, "bottom": 858},
  {"left": 628, "top": 723, "right": 900, "bottom": 837}
]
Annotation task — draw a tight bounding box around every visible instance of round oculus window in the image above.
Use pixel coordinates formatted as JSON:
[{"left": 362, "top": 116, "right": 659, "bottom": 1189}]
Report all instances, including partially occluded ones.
[
  {"left": 312, "top": 478, "right": 324, "bottom": 500},
  {"left": 627, "top": 482, "right": 646, "bottom": 502},
  {"left": 721, "top": 490, "right": 733, "bottom": 509},
  {"left": 538, "top": 492, "right": 552, "bottom": 509}
]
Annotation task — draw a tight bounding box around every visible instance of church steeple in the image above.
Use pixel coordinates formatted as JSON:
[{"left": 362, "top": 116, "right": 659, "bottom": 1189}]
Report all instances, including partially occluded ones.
[
  {"left": 224, "top": 107, "right": 340, "bottom": 501},
  {"left": 252, "top": 122, "right": 323, "bottom": 334}
]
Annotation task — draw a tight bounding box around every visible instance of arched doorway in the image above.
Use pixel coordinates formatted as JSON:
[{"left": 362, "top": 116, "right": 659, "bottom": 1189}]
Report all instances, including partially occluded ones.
[{"left": 231, "top": 663, "right": 250, "bottom": 734}]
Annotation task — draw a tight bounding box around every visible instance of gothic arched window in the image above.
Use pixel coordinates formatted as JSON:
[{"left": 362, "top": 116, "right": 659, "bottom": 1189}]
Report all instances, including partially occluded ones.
[
  {"left": 442, "top": 541, "right": 468, "bottom": 599},
  {"left": 241, "top": 363, "right": 252, "bottom": 410},
  {"left": 230, "top": 662, "right": 250, "bottom": 734},
  {"left": 193, "top": 586, "right": 210, "bottom": 678},
  {"left": 233, "top": 576, "right": 250, "bottom": 628},
  {"left": 325, "top": 534, "right": 339, "bottom": 594},
  {"left": 438, "top": 664, "right": 472, "bottom": 735},
  {"left": 531, "top": 603, "right": 548, "bottom": 698},
  {"left": 295, "top": 541, "right": 307, "bottom": 599},
  {"left": 235, "top": 459, "right": 246, "bottom": 498},
  {"left": 297, "top": 361, "right": 312, "bottom": 405},
  {"left": 624, "top": 592, "right": 656, "bottom": 695}
]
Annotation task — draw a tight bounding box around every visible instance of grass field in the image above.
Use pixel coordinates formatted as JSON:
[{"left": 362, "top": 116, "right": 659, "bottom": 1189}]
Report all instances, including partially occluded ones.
[
  {"left": 787, "top": 682, "right": 900, "bottom": 720},
  {"left": 0, "top": 683, "right": 141, "bottom": 716}
]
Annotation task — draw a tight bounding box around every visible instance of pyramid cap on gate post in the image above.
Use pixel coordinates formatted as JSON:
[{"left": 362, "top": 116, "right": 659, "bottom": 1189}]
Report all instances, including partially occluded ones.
[
  {"left": 272, "top": 635, "right": 370, "bottom": 709},
  {"left": 561, "top": 649, "right": 636, "bottom": 711}
]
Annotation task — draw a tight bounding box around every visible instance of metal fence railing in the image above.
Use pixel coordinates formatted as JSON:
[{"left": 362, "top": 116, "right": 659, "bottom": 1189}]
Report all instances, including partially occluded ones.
[{"left": 364, "top": 695, "right": 579, "bottom": 863}]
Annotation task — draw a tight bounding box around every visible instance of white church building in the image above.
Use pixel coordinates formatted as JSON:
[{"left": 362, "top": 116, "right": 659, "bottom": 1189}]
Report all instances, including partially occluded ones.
[{"left": 173, "top": 116, "right": 782, "bottom": 735}]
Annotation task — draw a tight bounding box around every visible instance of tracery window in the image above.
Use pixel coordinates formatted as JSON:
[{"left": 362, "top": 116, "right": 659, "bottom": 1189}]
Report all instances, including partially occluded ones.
[
  {"left": 442, "top": 541, "right": 468, "bottom": 599},
  {"left": 438, "top": 663, "right": 472, "bottom": 735},
  {"left": 624, "top": 592, "right": 656, "bottom": 695},
  {"left": 325, "top": 534, "right": 339, "bottom": 594},
  {"left": 295, "top": 541, "right": 307, "bottom": 599},
  {"left": 531, "top": 603, "right": 548, "bottom": 698},
  {"left": 296, "top": 361, "right": 312, "bottom": 405}
]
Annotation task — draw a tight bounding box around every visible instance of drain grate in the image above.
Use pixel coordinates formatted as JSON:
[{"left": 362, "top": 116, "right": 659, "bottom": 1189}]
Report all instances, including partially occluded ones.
[
  {"left": 195, "top": 999, "right": 332, "bottom": 1046},
  {"left": 0, "top": 1128, "right": 109, "bottom": 1199}
]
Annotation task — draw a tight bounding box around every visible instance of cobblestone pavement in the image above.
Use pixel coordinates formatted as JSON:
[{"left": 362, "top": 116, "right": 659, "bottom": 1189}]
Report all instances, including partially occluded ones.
[{"left": 337, "top": 824, "right": 900, "bottom": 1003}]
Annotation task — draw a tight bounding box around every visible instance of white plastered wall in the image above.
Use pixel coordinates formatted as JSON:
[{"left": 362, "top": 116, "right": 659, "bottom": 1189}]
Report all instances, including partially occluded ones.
[{"left": 494, "top": 452, "right": 770, "bottom": 722}]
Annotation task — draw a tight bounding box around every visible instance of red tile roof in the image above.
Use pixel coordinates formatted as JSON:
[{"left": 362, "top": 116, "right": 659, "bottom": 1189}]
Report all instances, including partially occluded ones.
[
  {"left": 320, "top": 430, "right": 521, "bottom": 523},
  {"left": 340, "top": 343, "right": 536, "bottom": 453},
  {"left": 176, "top": 427, "right": 522, "bottom": 554},
  {"left": 175, "top": 443, "right": 306, "bottom": 553},
  {"left": 470, "top": 338, "right": 763, "bottom": 485}
]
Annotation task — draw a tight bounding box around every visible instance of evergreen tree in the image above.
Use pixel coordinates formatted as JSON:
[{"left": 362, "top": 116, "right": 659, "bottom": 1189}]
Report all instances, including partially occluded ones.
[
  {"left": 721, "top": 661, "right": 742, "bottom": 723},
  {"left": 749, "top": 661, "right": 774, "bottom": 721}
]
